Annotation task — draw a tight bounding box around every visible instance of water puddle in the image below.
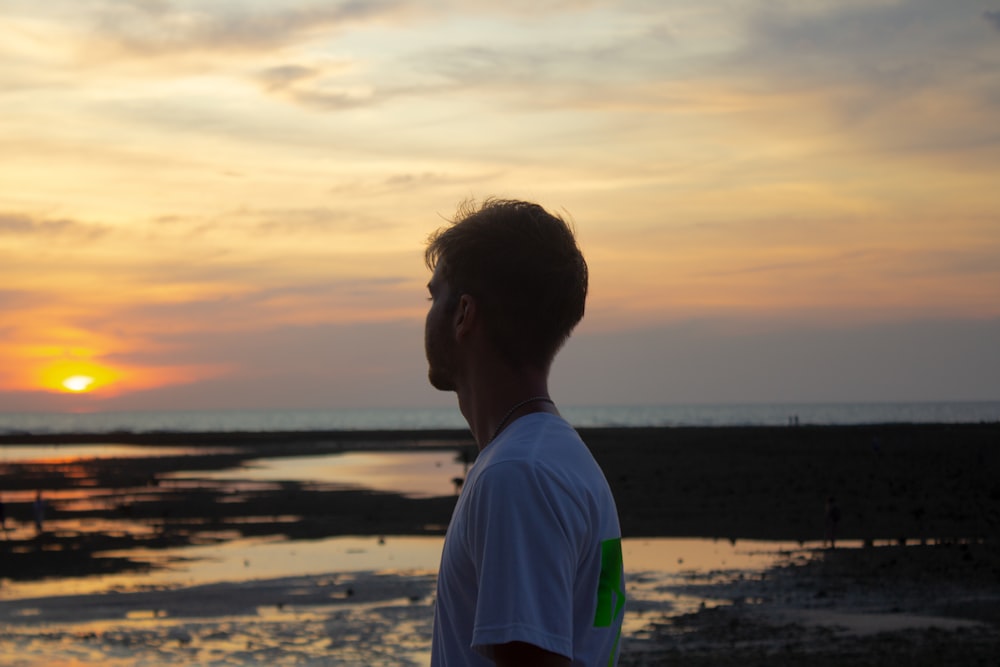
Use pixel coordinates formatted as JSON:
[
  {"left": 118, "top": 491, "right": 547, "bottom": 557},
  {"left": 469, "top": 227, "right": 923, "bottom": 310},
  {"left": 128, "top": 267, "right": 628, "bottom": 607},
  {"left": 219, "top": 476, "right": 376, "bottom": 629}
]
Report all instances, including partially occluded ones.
[
  {"left": 166, "top": 451, "right": 468, "bottom": 498},
  {"left": 622, "top": 538, "right": 822, "bottom": 633}
]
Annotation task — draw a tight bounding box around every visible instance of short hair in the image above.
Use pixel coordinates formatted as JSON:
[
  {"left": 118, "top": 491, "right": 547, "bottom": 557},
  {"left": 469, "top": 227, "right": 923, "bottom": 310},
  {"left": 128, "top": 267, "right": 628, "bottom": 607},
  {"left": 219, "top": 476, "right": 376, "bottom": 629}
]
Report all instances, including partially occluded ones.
[{"left": 425, "top": 197, "right": 588, "bottom": 370}]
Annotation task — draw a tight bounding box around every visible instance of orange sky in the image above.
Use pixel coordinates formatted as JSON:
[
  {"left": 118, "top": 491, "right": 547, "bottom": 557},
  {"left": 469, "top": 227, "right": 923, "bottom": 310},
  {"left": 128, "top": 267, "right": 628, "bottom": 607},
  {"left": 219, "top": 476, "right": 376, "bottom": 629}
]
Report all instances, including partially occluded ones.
[{"left": 2, "top": 1, "right": 999, "bottom": 411}]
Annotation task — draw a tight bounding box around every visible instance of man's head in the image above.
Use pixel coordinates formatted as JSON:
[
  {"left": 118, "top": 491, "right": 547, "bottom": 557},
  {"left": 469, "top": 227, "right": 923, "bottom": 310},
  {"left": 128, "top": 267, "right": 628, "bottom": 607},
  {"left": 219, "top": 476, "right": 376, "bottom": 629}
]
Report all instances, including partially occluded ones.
[{"left": 424, "top": 198, "right": 588, "bottom": 376}]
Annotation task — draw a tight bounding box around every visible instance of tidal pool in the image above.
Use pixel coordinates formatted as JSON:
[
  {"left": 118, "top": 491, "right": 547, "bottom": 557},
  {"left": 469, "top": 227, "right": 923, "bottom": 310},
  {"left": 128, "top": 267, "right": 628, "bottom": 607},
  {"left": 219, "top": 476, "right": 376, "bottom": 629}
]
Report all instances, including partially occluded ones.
[{"left": 167, "top": 450, "right": 469, "bottom": 498}]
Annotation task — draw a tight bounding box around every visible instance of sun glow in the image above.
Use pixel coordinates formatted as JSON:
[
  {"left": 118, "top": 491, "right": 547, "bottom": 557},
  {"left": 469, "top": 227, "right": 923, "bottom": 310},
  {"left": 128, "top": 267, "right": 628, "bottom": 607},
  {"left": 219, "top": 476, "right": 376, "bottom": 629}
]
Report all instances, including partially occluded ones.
[
  {"left": 62, "top": 375, "right": 95, "bottom": 392},
  {"left": 36, "top": 360, "right": 118, "bottom": 395}
]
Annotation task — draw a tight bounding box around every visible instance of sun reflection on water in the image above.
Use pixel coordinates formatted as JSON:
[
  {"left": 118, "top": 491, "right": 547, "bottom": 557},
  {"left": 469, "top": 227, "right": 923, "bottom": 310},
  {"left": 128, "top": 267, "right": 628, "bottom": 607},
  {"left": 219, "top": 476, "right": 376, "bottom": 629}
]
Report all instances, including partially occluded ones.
[{"left": 169, "top": 451, "right": 467, "bottom": 498}]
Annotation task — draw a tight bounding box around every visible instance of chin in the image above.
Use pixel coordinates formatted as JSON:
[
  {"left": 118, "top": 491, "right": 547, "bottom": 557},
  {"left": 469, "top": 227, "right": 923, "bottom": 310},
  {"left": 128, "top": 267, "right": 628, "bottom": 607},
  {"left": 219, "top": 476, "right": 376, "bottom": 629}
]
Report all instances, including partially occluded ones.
[{"left": 428, "top": 369, "right": 456, "bottom": 392}]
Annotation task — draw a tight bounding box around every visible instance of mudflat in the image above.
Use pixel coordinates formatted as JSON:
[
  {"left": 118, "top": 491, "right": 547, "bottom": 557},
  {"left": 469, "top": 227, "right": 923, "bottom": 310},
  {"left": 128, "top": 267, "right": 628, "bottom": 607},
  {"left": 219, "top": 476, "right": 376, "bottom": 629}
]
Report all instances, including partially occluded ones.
[
  {"left": 4, "top": 422, "right": 997, "bottom": 543},
  {"left": 1, "top": 422, "right": 998, "bottom": 664}
]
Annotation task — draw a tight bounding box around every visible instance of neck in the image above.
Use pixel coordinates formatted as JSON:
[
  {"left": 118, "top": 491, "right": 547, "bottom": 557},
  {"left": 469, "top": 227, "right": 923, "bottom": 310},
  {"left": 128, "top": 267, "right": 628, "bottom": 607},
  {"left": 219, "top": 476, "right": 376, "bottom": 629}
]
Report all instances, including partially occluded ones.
[
  {"left": 489, "top": 395, "right": 555, "bottom": 443},
  {"left": 456, "top": 366, "right": 557, "bottom": 450}
]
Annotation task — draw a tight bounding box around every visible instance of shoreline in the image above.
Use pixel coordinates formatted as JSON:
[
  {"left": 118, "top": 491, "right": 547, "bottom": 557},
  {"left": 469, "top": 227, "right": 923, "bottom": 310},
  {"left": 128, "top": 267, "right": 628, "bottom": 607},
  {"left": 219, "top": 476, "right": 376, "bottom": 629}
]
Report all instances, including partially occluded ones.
[
  {"left": 2, "top": 423, "right": 998, "bottom": 569},
  {"left": 1, "top": 422, "right": 997, "bottom": 537},
  {"left": 0, "top": 423, "right": 996, "bottom": 580},
  {"left": 2, "top": 419, "right": 998, "bottom": 442}
]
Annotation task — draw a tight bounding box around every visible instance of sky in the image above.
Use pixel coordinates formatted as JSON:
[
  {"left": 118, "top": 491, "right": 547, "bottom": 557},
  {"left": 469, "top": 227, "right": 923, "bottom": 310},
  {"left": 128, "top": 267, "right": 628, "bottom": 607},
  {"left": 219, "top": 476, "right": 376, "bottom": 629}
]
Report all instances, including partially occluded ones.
[{"left": 2, "top": 0, "right": 999, "bottom": 413}]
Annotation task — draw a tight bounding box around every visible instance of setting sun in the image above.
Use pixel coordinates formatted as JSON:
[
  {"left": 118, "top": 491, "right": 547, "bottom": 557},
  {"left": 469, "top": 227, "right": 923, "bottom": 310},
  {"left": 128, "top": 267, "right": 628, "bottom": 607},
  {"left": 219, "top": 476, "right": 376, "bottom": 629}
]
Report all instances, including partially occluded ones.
[
  {"left": 62, "top": 375, "right": 95, "bottom": 392},
  {"left": 35, "top": 360, "right": 115, "bottom": 395}
]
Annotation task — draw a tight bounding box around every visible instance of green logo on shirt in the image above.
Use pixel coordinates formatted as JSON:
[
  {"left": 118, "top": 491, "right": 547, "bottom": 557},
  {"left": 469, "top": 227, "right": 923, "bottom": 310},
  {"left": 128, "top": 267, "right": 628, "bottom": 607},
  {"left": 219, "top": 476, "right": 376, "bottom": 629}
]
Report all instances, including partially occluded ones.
[
  {"left": 593, "top": 537, "right": 625, "bottom": 627},
  {"left": 594, "top": 537, "right": 625, "bottom": 665}
]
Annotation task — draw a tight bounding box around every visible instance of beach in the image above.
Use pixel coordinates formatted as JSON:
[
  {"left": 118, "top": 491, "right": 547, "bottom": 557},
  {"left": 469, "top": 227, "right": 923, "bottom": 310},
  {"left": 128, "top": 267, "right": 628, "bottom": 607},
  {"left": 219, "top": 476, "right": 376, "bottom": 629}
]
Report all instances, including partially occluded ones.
[{"left": 1, "top": 423, "right": 998, "bottom": 664}]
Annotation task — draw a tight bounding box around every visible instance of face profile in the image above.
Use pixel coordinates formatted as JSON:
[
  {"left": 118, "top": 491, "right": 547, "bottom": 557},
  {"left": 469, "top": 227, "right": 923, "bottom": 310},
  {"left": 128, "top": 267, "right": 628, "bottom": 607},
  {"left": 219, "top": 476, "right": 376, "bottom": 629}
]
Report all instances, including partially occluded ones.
[{"left": 424, "top": 261, "right": 458, "bottom": 392}]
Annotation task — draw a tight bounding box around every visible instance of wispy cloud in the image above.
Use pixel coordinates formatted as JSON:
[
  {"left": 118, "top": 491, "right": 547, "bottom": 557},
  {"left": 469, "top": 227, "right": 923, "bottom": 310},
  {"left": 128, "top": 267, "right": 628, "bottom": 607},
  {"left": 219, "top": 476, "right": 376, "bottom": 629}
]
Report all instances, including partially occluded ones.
[
  {"left": 84, "top": 1, "right": 406, "bottom": 59},
  {"left": 74, "top": 275, "right": 409, "bottom": 335},
  {"left": 0, "top": 212, "right": 108, "bottom": 240},
  {"left": 718, "top": 0, "right": 1000, "bottom": 136},
  {"left": 0, "top": 289, "right": 34, "bottom": 309},
  {"left": 701, "top": 248, "right": 881, "bottom": 278},
  {"left": 257, "top": 64, "right": 325, "bottom": 92}
]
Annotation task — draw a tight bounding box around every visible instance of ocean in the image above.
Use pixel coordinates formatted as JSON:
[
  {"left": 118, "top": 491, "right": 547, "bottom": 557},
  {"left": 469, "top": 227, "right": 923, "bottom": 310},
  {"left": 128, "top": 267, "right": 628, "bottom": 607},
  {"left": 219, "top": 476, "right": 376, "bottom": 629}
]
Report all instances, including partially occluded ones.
[{"left": 1, "top": 401, "right": 997, "bottom": 434}]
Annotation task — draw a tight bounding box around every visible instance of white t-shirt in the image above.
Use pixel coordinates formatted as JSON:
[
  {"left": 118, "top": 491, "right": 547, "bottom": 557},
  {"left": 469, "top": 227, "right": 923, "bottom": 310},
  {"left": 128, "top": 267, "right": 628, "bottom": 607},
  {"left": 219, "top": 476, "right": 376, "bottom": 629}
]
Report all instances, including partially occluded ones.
[{"left": 431, "top": 413, "right": 625, "bottom": 667}]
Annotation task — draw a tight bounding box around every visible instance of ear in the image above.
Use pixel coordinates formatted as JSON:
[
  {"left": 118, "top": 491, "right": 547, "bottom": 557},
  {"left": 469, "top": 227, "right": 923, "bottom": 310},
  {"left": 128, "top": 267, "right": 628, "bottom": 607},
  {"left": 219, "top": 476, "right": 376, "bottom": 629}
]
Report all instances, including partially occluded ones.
[{"left": 454, "top": 294, "right": 477, "bottom": 340}]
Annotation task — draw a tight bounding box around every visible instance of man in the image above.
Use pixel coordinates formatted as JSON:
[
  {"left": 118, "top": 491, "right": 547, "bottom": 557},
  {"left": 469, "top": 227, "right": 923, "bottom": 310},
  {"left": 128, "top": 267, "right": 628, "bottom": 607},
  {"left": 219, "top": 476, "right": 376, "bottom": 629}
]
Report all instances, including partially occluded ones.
[{"left": 425, "top": 198, "right": 626, "bottom": 667}]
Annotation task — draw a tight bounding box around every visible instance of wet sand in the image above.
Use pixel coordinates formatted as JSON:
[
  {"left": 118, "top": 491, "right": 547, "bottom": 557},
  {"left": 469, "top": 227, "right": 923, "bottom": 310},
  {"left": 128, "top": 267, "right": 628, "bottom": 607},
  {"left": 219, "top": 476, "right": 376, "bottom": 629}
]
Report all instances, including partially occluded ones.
[{"left": 2, "top": 422, "right": 999, "bottom": 664}]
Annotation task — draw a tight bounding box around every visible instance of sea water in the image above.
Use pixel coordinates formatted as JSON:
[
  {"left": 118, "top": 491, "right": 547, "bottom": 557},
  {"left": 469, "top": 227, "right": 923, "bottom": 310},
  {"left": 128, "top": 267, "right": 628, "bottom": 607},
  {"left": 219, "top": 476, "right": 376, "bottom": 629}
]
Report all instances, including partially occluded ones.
[{"left": 1, "top": 401, "right": 997, "bottom": 435}]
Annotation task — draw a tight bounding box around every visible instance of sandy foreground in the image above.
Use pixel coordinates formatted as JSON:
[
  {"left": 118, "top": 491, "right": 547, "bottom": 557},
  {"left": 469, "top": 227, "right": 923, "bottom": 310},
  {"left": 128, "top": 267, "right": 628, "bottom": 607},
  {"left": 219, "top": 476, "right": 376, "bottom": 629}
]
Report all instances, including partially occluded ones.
[{"left": 1, "top": 423, "right": 998, "bottom": 665}]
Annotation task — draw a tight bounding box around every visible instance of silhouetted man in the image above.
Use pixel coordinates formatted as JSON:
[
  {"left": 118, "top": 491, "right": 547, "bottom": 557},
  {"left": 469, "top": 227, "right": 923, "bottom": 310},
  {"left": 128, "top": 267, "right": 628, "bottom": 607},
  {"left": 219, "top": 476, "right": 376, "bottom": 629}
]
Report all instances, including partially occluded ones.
[
  {"left": 33, "top": 490, "right": 45, "bottom": 534},
  {"left": 425, "top": 198, "right": 626, "bottom": 666}
]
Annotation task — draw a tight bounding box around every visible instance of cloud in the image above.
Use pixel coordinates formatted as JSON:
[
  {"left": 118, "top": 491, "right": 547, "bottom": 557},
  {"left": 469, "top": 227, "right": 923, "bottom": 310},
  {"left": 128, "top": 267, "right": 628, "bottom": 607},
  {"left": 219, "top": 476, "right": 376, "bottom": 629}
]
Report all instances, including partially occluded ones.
[
  {"left": 257, "top": 64, "right": 322, "bottom": 92},
  {"left": 984, "top": 10, "right": 1000, "bottom": 31},
  {"left": 702, "top": 249, "right": 880, "bottom": 278},
  {"left": 276, "top": 83, "right": 384, "bottom": 110},
  {"left": 886, "top": 246, "right": 1000, "bottom": 279},
  {"left": 417, "top": 40, "right": 639, "bottom": 97},
  {"left": 731, "top": 1, "right": 993, "bottom": 95},
  {"left": 554, "top": 316, "right": 1000, "bottom": 404},
  {"left": 657, "top": 0, "right": 1000, "bottom": 169},
  {"left": 81, "top": 274, "right": 417, "bottom": 341},
  {"left": 0, "top": 212, "right": 108, "bottom": 240},
  {"left": 77, "top": 318, "right": 438, "bottom": 411},
  {"left": 247, "top": 8, "right": 685, "bottom": 113},
  {"left": 185, "top": 206, "right": 400, "bottom": 236},
  {"left": 0, "top": 289, "right": 33, "bottom": 309},
  {"left": 381, "top": 171, "right": 499, "bottom": 190},
  {"left": 252, "top": 59, "right": 393, "bottom": 109},
  {"left": 249, "top": 207, "right": 389, "bottom": 235},
  {"left": 323, "top": 170, "right": 506, "bottom": 200},
  {"left": 121, "top": 207, "right": 397, "bottom": 245},
  {"left": 85, "top": 1, "right": 406, "bottom": 58}
]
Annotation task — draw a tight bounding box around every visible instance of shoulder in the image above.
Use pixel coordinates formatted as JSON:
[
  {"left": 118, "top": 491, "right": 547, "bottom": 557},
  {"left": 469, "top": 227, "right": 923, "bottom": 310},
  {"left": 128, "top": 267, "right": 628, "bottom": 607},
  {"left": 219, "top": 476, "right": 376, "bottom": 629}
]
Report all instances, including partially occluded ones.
[
  {"left": 485, "top": 413, "right": 588, "bottom": 463},
  {"left": 474, "top": 415, "right": 592, "bottom": 484},
  {"left": 469, "top": 414, "right": 610, "bottom": 515}
]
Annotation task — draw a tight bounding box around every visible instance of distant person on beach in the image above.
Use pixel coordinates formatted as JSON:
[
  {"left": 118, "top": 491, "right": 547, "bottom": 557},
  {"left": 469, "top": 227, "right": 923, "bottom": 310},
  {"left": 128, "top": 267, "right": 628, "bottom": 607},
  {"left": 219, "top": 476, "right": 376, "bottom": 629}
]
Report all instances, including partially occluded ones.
[
  {"left": 424, "top": 198, "right": 625, "bottom": 666},
  {"left": 33, "top": 490, "right": 46, "bottom": 534},
  {"left": 825, "top": 495, "right": 841, "bottom": 548}
]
